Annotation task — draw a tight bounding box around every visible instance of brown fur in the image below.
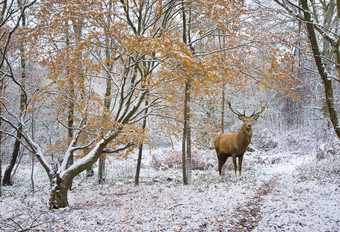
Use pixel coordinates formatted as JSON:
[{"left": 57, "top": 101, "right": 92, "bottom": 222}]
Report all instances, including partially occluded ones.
[
  {"left": 215, "top": 100, "right": 267, "bottom": 177},
  {"left": 215, "top": 116, "right": 256, "bottom": 177}
]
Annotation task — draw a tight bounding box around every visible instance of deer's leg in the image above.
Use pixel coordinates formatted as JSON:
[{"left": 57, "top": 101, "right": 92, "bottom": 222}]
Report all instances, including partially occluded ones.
[
  {"left": 232, "top": 155, "right": 237, "bottom": 176},
  {"left": 238, "top": 155, "right": 244, "bottom": 176},
  {"left": 218, "top": 154, "right": 228, "bottom": 176}
]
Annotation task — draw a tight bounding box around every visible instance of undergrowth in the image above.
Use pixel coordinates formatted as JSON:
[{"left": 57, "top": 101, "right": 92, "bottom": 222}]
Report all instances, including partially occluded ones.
[{"left": 295, "top": 154, "right": 340, "bottom": 184}]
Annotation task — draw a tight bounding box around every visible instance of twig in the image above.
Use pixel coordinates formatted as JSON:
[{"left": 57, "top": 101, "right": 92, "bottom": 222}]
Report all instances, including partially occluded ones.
[{"left": 168, "top": 203, "right": 184, "bottom": 210}]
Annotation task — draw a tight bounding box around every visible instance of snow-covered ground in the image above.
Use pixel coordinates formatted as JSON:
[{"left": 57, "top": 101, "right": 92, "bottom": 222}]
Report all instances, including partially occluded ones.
[{"left": 0, "top": 144, "right": 339, "bottom": 231}]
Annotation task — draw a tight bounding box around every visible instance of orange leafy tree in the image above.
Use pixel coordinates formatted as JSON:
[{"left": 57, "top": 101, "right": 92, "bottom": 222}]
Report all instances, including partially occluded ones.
[
  {"left": 0, "top": 0, "right": 214, "bottom": 208},
  {"left": 0, "top": 0, "right": 305, "bottom": 207},
  {"left": 153, "top": 0, "right": 303, "bottom": 183}
]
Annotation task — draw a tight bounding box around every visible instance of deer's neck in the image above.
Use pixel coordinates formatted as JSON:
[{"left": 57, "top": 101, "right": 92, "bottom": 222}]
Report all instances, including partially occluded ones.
[{"left": 238, "top": 123, "right": 253, "bottom": 147}]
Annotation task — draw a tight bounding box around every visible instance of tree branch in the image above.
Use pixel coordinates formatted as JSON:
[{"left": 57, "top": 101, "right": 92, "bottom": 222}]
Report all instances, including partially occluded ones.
[{"left": 102, "top": 142, "right": 134, "bottom": 154}]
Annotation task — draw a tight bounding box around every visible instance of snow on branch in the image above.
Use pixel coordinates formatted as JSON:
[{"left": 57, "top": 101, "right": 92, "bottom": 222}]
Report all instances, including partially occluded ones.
[
  {"left": 102, "top": 142, "right": 134, "bottom": 154},
  {"left": 194, "top": 42, "right": 253, "bottom": 57},
  {"left": 59, "top": 128, "right": 121, "bottom": 180},
  {"left": 0, "top": 112, "right": 53, "bottom": 176},
  {"left": 0, "top": 0, "right": 37, "bottom": 69},
  {"left": 60, "top": 128, "right": 90, "bottom": 172},
  {"left": 89, "top": 50, "right": 120, "bottom": 89},
  {"left": 118, "top": 88, "right": 148, "bottom": 124},
  {"left": 273, "top": 0, "right": 339, "bottom": 44},
  {"left": 128, "top": 97, "right": 161, "bottom": 124}
]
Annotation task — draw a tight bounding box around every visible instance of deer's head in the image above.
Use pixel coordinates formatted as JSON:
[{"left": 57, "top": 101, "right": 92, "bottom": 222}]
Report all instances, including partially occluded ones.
[{"left": 227, "top": 100, "right": 267, "bottom": 131}]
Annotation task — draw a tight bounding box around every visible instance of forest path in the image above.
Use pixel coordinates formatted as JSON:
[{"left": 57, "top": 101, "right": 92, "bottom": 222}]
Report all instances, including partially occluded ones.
[
  {"left": 228, "top": 153, "right": 340, "bottom": 232},
  {"left": 227, "top": 155, "right": 301, "bottom": 231},
  {"left": 228, "top": 177, "right": 279, "bottom": 231}
]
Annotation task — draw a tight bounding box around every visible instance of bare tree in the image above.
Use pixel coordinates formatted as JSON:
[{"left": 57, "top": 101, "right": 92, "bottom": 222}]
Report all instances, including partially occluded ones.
[
  {"left": 181, "top": 0, "right": 191, "bottom": 185},
  {"left": 273, "top": 0, "right": 340, "bottom": 139},
  {"left": 0, "top": 0, "right": 36, "bottom": 194},
  {"left": 2, "top": 0, "right": 29, "bottom": 186}
]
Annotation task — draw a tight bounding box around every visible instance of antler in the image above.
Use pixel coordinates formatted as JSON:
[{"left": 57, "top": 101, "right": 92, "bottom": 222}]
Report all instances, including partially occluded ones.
[
  {"left": 227, "top": 100, "right": 245, "bottom": 118},
  {"left": 251, "top": 100, "right": 268, "bottom": 118}
]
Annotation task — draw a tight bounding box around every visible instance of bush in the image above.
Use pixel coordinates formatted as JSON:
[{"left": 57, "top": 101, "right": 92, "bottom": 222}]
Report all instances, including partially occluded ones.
[
  {"left": 150, "top": 148, "right": 215, "bottom": 171},
  {"left": 316, "top": 142, "right": 340, "bottom": 161},
  {"left": 295, "top": 152, "right": 340, "bottom": 184}
]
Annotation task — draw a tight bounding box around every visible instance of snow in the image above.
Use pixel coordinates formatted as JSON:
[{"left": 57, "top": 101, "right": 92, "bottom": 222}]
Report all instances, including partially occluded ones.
[{"left": 1, "top": 144, "right": 340, "bottom": 231}]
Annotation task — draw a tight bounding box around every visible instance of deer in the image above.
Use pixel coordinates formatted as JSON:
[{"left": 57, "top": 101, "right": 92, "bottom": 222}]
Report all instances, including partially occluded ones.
[{"left": 214, "top": 100, "right": 267, "bottom": 177}]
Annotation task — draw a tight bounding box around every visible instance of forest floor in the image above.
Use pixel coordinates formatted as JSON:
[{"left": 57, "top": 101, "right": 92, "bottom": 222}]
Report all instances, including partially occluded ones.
[{"left": 0, "top": 142, "right": 340, "bottom": 231}]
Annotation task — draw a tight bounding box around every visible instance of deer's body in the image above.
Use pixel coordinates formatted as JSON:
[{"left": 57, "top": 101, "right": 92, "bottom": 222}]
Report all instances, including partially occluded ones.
[{"left": 215, "top": 101, "right": 266, "bottom": 177}]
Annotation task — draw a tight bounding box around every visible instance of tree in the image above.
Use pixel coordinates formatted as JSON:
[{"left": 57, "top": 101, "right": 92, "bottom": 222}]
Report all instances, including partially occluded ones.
[
  {"left": 2, "top": 0, "right": 28, "bottom": 186},
  {"left": 99, "top": 0, "right": 182, "bottom": 185},
  {"left": 0, "top": 0, "right": 177, "bottom": 208},
  {"left": 135, "top": 99, "right": 148, "bottom": 186},
  {"left": 98, "top": 2, "right": 113, "bottom": 185},
  {"left": 0, "top": 0, "right": 36, "bottom": 195},
  {"left": 0, "top": 0, "right": 36, "bottom": 189},
  {"left": 0, "top": 0, "right": 138, "bottom": 208},
  {"left": 181, "top": 0, "right": 191, "bottom": 185},
  {"left": 272, "top": 0, "right": 340, "bottom": 139}
]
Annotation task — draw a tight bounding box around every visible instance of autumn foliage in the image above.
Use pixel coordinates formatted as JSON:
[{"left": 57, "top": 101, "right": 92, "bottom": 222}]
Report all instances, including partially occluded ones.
[{"left": 0, "top": 0, "right": 305, "bottom": 208}]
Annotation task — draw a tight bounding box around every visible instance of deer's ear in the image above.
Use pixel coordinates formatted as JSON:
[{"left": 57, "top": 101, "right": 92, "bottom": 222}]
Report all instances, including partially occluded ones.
[
  {"left": 252, "top": 115, "right": 259, "bottom": 121},
  {"left": 238, "top": 115, "right": 245, "bottom": 121}
]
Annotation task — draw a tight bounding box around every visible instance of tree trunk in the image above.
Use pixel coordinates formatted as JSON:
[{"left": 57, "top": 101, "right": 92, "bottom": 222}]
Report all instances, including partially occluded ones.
[
  {"left": 0, "top": 131, "right": 1, "bottom": 194},
  {"left": 84, "top": 148, "right": 94, "bottom": 177},
  {"left": 135, "top": 100, "right": 148, "bottom": 186},
  {"left": 62, "top": 17, "right": 75, "bottom": 190},
  {"left": 135, "top": 143, "right": 143, "bottom": 186},
  {"left": 86, "top": 166, "right": 94, "bottom": 177},
  {"left": 182, "top": 81, "right": 190, "bottom": 185},
  {"left": 3, "top": 136, "right": 21, "bottom": 185},
  {"left": 67, "top": 98, "right": 74, "bottom": 175},
  {"left": 300, "top": 0, "right": 340, "bottom": 139},
  {"left": 181, "top": 0, "right": 193, "bottom": 185},
  {"left": 181, "top": 0, "right": 187, "bottom": 185},
  {"left": 3, "top": 1, "right": 26, "bottom": 185},
  {"left": 221, "top": 86, "right": 225, "bottom": 133},
  {"left": 31, "top": 111, "right": 35, "bottom": 194},
  {"left": 186, "top": 83, "right": 191, "bottom": 185},
  {"left": 0, "top": 0, "right": 5, "bottom": 197},
  {"left": 0, "top": 141, "right": 1, "bottom": 194},
  {"left": 0, "top": 72, "right": 2, "bottom": 194},
  {"left": 98, "top": 4, "right": 113, "bottom": 184},
  {"left": 31, "top": 154, "right": 35, "bottom": 194},
  {"left": 98, "top": 155, "right": 105, "bottom": 184},
  {"left": 333, "top": 43, "right": 340, "bottom": 82},
  {"left": 49, "top": 175, "right": 71, "bottom": 209},
  {"left": 49, "top": 133, "right": 120, "bottom": 209}
]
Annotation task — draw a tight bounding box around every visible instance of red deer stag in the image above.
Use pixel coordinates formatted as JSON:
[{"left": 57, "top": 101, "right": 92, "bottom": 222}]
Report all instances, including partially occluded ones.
[{"left": 214, "top": 100, "right": 267, "bottom": 177}]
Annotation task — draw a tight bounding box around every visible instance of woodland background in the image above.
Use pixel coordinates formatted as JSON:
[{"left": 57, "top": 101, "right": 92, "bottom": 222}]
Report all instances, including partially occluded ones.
[{"left": 0, "top": 0, "right": 339, "bottom": 229}]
